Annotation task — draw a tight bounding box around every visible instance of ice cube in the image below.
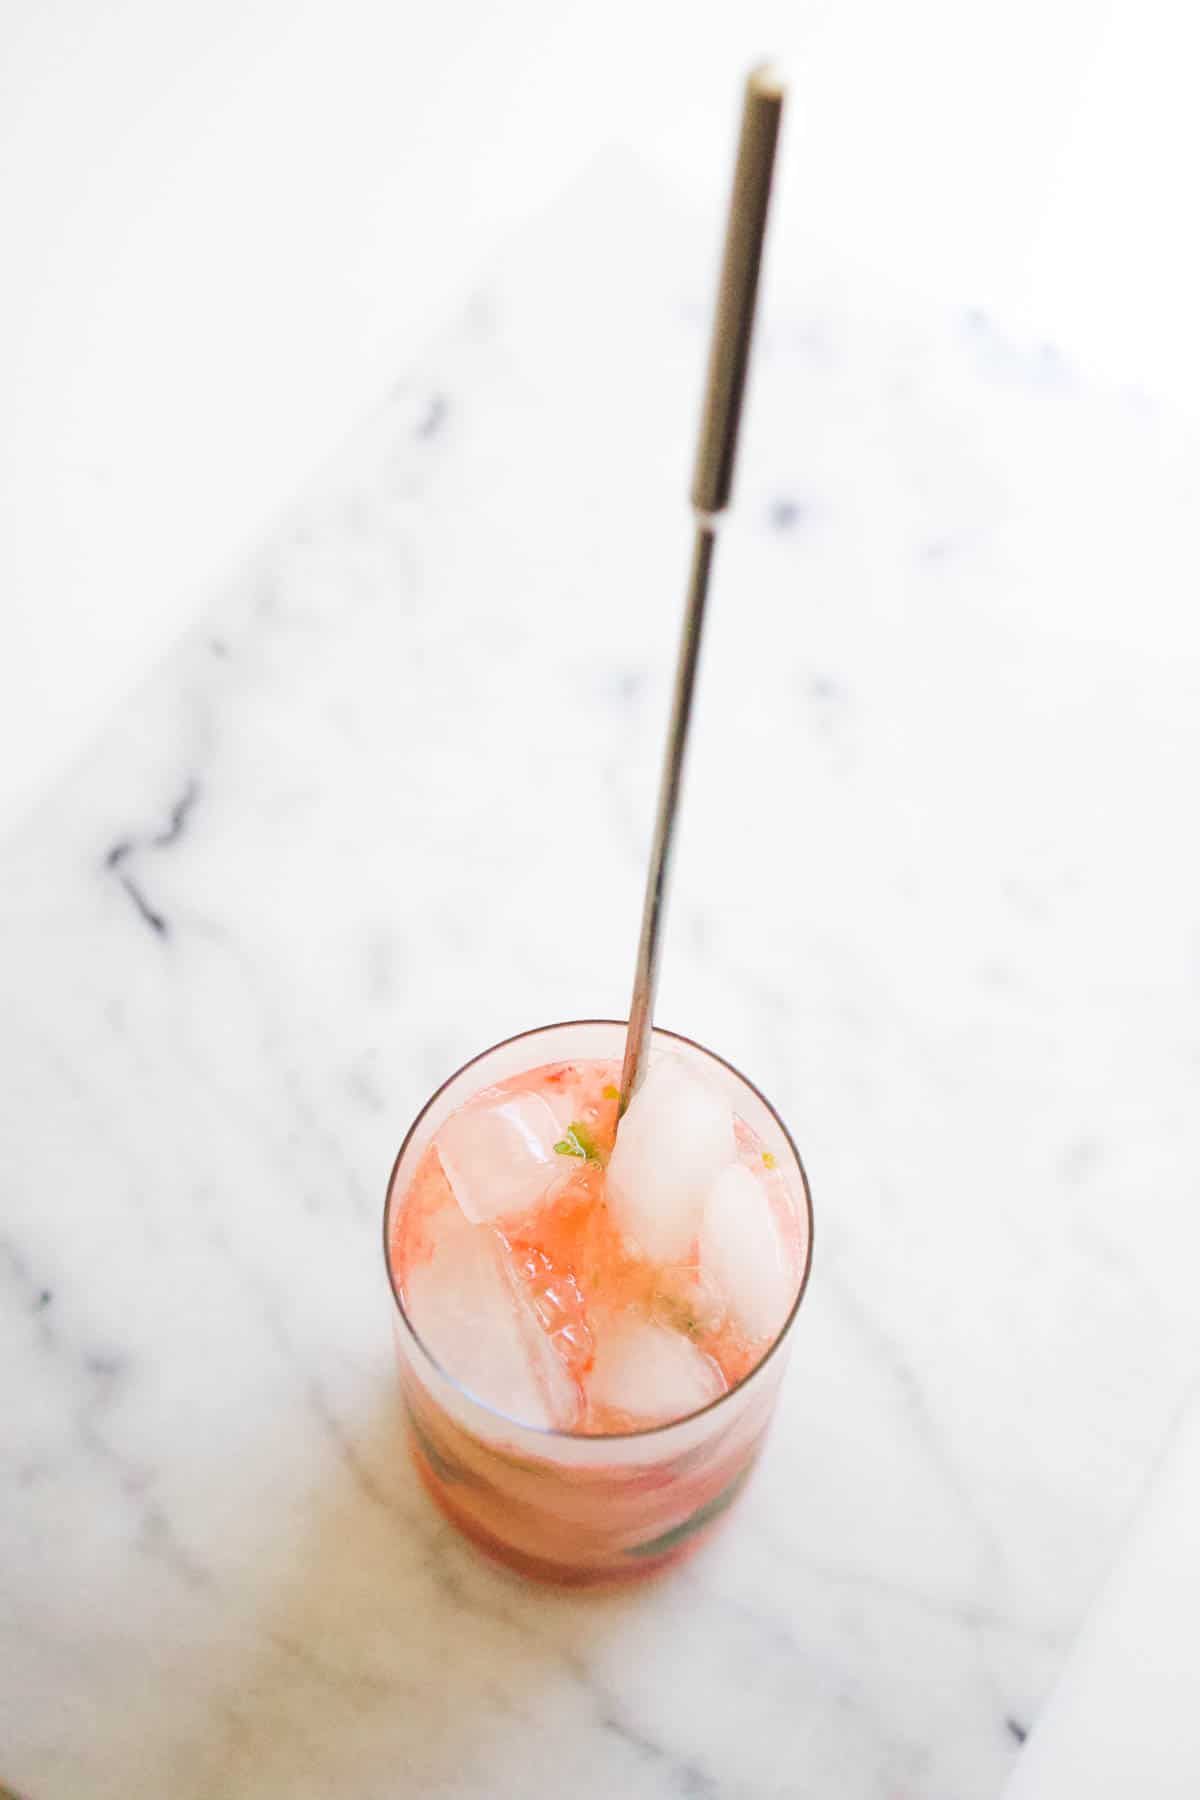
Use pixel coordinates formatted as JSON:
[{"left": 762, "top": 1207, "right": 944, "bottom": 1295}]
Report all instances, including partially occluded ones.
[
  {"left": 606, "top": 1056, "right": 737, "bottom": 1261},
  {"left": 437, "top": 1090, "right": 564, "bottom": 1225},
  {"left": 588, "top": 1318, "right": 724, "bottom": 1424},
  {"left": 699, "top": 1163, "right": 793, "bottom": 1342},
  {"left": 403, "top": 1219, "right": 579, "bottom": 1429}
]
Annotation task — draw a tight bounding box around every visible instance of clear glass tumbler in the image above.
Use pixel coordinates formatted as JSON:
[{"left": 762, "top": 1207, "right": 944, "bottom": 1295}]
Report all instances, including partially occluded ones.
[{"left": 382, "top": 1020, "right": 813, "bottom": 1585}]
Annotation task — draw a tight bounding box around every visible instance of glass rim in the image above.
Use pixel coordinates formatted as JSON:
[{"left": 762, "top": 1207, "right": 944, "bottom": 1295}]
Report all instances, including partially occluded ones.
[{"left": 381, "top": 1018, "right": 815, "bottom": 1444}]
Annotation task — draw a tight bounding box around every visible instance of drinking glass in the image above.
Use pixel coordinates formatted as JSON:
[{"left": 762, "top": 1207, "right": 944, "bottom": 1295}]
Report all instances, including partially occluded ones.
[{"left": 382, "top": 1020, "right": 813, "bottom": 1584}]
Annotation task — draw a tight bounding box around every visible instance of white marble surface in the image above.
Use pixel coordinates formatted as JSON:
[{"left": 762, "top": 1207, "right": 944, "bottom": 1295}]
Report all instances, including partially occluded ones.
[
  {"left": 9, "top": 0, "right": 1200, "bottom": 839},
  {"left": 3, "top": 158, "right": 1200, "bottom": 1799},
  {"left": 1005, "top": 1379, "right": 1200, "bottom": 1797}
]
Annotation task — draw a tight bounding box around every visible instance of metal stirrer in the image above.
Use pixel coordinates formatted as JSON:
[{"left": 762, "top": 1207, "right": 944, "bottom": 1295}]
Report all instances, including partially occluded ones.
[{"left": 619, "top": 64, "right": 786, "bottom": 1113}]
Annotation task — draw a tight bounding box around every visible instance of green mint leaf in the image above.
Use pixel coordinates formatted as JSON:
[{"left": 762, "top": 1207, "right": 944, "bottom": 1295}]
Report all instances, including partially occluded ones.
[
  {"left": 627, "top": 1468, "right": 750, "bottom": 1558},
  {"left": 554, "top": 1123, "right": 603, "bottom": 1165},
  {"left": 656, "top": 1294, "right": 702, "bottom": 1338},
  {"left": 572, "top": 1123, "right": 602, "bottom": 1163}
]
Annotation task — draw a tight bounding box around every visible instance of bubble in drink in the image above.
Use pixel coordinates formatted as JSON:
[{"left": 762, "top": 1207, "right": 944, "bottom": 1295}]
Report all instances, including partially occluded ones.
[
  {"left": 606, "top": 1056, "right": 737, "bottom": 1262},
  {"left": 390, "top": 1055, "right": 805, "bottom": 1435}
]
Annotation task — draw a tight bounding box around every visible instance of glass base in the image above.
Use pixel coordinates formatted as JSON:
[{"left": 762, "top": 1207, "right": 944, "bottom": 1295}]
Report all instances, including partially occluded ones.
[{"left": 409, "top": 1430, "right": 748, "bottom": 1587}]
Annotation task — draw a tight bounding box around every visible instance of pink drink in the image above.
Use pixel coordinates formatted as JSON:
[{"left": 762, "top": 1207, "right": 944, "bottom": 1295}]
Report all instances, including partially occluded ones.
[{"left": 383, "top": 1022, "right": 812, "bottom": 1584}]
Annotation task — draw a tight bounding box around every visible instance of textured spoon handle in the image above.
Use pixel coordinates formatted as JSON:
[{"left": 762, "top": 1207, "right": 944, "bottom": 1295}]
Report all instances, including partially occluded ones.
[{"left": 690, "top": 64, "right": 785, "bottom": 517}]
